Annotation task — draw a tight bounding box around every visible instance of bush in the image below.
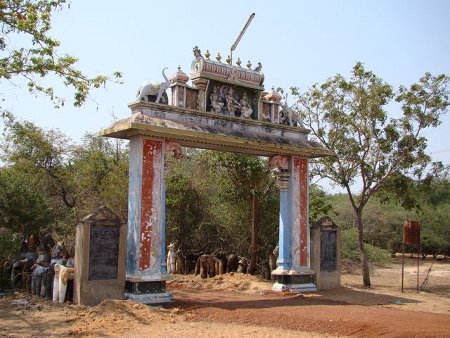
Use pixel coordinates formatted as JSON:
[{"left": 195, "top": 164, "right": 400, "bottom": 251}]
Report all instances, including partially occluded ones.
[
  {"left": 421, "top": 233, "right": 448, "bottom": 259},
  {"left": 0, "top": 229, "right": 22, "bottom": 290},
  {"left": 0, "top": 229, "right": 21, "bottom": 260},
  {"left": 341, "top": 229, "right": 391, "bottom": 267}
]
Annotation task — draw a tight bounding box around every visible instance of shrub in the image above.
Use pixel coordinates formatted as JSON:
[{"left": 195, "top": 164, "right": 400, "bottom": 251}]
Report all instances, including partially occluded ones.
[
  {"left": 421, "top": 233, "right": 447, "bottom": 259},
  {"left": 0, "top": 229, "right": 22, "bottom": 290},
  {"left": 341, "top": 229, "right": 391, "bottom": 267},
  {"left": 0, "top": 229, "right": 21, "bottom": 260}
]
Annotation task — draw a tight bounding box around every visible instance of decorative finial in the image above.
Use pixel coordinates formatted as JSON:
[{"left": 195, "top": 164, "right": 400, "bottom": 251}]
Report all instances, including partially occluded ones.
[
  {"left": 170, "top": 65, "right": 189, "bottom": 84},
  {"left": 236, "top": 58, "right": 242, "bottom": 67},
  {"left": 193, "top": 46, "right": 203, "bottom": 59},
  {"left": 247, "top": 60, "right": 252, "bottom": 69},
  {"left": 226, "top": 55, "right": 232, "bottom": 65},
  {"left": 205, "top": 50, "right": 210, "bottom": 60},
  {"left": 216, "top": 53, "right": 222, "bottom": 62},
  {"left": 254, "top": 62, "right": 262, "bottom": 72}
]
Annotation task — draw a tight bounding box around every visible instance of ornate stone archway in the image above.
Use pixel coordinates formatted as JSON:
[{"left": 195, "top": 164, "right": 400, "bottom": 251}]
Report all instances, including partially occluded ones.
[{"left": 102, "top": 48, "right": 332, "bottom": 303}]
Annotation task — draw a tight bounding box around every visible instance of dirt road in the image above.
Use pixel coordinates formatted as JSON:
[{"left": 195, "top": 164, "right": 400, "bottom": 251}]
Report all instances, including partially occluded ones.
[
  {"left": 169, "top": 287, "right": 450, "bottom": 337},
  {"left": 1, "top": 261, "right": 449, "bottom": 337}
]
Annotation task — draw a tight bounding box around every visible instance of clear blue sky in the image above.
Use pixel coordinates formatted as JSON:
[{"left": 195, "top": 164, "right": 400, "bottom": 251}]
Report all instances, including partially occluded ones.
[{"left": 1, "top": 1, "right": 449, "bottom": 185}]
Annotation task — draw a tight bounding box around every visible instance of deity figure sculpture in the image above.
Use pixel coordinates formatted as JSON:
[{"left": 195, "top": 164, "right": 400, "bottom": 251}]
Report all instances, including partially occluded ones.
[
  {"left": 225, "top": 86, "right": 240, "bottom": 117},
  {"left": 209, "top": 86, "right": 224, "bottom": 113},
  {"left": 239, "top": 92, "right": 253, "bottom": 118}
]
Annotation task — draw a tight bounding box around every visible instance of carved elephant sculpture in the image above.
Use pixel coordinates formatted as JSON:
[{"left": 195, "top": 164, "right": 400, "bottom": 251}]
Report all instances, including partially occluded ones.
[
  {"left": 197, "top": 254, "right": 215, "bottom": 279},
  {"left": 184, "top": 252, "right": 201, "bottom": 275},
  {"left": 136, "top": 67, "right": 170, "bottom": 104},
  {"left": 213, "top": 252, "right": 227, "bottom": 275},
  {"left": 226, "top": 254, "right": 239, "bottom": 273}
]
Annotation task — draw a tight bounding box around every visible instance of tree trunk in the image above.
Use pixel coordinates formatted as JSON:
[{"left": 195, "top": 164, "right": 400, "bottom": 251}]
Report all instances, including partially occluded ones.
[
  {"left": 248, "top": 194, "right": 259, "bottom": 275},
  {"left": 355, "top": 209, "right": 371, "bottom": 287}
]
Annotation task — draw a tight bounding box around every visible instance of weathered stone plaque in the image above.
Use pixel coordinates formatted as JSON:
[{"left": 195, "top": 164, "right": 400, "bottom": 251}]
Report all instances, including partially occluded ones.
[
  {"left": 320, "top": 230, "right": 337, "bottom": 272},
  {"left": 89, "top": 225, "right": 120, "bottom": 280},
  {"left": 74, "top": 206, "right": 126, "bottom": 306},
  {"left": 311, "top": 216, "right": 341, "bottom": 291}
]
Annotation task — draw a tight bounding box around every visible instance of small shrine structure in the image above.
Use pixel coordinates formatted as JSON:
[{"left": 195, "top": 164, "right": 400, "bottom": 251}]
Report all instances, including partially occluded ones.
[{"left": 102, "top": 47, "right": 332, "bottom": 303}]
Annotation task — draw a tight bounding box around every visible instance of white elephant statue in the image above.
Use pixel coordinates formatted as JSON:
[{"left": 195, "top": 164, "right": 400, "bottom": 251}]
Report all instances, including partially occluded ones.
[{"left": 136, "top": 67, "right": 170, "bottom": 104}]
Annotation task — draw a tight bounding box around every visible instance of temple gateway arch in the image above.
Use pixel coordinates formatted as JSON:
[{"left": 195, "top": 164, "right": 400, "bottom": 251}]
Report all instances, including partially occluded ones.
[{"left": 102, "top": 47, "right": 332, "bottom": 304}]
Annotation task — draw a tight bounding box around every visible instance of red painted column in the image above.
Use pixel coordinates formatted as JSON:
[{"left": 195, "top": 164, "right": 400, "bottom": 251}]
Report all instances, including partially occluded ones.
[
  {"left": 296, "top": 158, "right": 309, "bottom": 267},
  {"left": 290, "top": 157, "right": 310, "bottom": 270},
  {"left": 139, "top": 139, "right": 162, "bottom": 270}
]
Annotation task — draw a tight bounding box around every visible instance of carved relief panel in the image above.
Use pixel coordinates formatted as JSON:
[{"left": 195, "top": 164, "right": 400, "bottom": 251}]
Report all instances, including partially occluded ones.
[{"left": 206, "top": 81, "right": 258, "bottom": 119}]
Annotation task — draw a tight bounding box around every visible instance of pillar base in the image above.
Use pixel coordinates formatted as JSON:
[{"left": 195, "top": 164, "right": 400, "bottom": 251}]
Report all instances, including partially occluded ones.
[
  {"left": 271, "top": 272, "right": 317, "bottom": 292},
  {"left": 124, "top": 280, "right": 172, "bottom": 305}
]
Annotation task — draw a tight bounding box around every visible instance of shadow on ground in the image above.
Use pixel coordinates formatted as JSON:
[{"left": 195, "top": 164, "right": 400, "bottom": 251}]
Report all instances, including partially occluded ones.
[
  {"left": 319, "top": 286, "right": 420, "bottom": 306},
  {"left": 167, "top": 286, "right": 420, "bottom": 311}
]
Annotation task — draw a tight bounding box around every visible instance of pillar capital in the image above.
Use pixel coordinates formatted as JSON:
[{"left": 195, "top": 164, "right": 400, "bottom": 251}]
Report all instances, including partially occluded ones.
[
  {"left": 165, "top": 141, "right": 182, "bottom": 161},
  {"left": 268, "top": 155, "right": 288, "bottom": 171},
  {"left": 269, "top": 155, "right": 289, "bottom": 191}
]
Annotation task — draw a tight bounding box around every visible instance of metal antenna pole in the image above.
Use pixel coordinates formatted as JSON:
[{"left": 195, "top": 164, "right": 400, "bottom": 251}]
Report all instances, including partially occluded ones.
[{"left": 230, "top": 13, "right": 255, "bottom": 64}]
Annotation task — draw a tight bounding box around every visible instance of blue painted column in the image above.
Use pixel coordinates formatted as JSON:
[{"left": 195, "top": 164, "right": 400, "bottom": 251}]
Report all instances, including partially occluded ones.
[
  {"left": 269, "top": 155, "right": 292, "bottom": 278},
  {"left": 270, "top": 155, "right": 316, "bottom": 292},
  {"left": 276, "top": 169, "right": 291, "bottom": 271}
]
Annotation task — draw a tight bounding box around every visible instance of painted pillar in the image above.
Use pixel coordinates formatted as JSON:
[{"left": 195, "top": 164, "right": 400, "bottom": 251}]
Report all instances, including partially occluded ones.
[
  {"left": 125, "top": 136, "right": 179, "bottom": 304},
  {"left": 269, "top": 156, "right": 291, "bottom": 272},
  {"left": 270, "top": 155, "right": 316, "bottom": 292},
  {"left": 290, "top": 157, "right": 311, "bottom": 270},
  {"left": 277, "top": 168, "right": 291, "bottom": 270}
]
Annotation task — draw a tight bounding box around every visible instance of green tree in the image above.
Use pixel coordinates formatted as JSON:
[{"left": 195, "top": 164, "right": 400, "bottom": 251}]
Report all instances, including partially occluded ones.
[
  {"left": 1, "top": 114, "right": 129, "bottom": 237},
  {"left": 0, "top": 0, "right": 121, "bottom": 107},
  {"left": 1, "top": 112, "right": 75, "bottom": 208},
  {"left": 329, "top": 193, "right": 413, "bottom": 252},
  {"left": 0, "top": 166, "right": 54, "bottom": 235},
  {"left": 292, "top": 63, "right": 449, "bottom": 286},
  {"left": 200, "top": 151, "right": 278, "bottom": 274},
  {"left": 309, "top": 183, "right": 333, "bottom": 223},
  {"left": 379, "top": 162, "right": 450, "bottom": 258},
  {"left": 69, "top": 133, "right": 128, "bottom": 220},
  {"left": 165, "top": 172, "right": 203, "bottom": 251}
]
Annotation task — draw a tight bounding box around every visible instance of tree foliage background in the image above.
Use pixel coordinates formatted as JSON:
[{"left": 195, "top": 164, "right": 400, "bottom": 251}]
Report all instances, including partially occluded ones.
[
  {"left": 0, "top": 113, "right": 449, "bottom": 272},
  {"left": 292, "top": 62, "right": 449, "bottom": 285},
  {"left": 0, "top": 0, "right": 121, "bottom": 108},
  {"left": 0, "top": 1, "right": 448, "bottom": 281}
]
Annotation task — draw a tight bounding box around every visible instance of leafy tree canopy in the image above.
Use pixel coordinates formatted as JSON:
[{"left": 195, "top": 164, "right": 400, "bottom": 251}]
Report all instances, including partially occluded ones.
[
  {"left": 0, "top": 0, "right": 121, "bottom": 107},
  {"left": 291, "top": 62, "right": 449, "bottom": 286}
]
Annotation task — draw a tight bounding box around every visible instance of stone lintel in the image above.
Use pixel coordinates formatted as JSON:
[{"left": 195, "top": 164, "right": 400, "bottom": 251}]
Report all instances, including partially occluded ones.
[
  {"left": 102, "top": 103, "right": 332, "bottom": 158},
  {"left": 127, "top": 101, "right": 311, "bottom": 133}
]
